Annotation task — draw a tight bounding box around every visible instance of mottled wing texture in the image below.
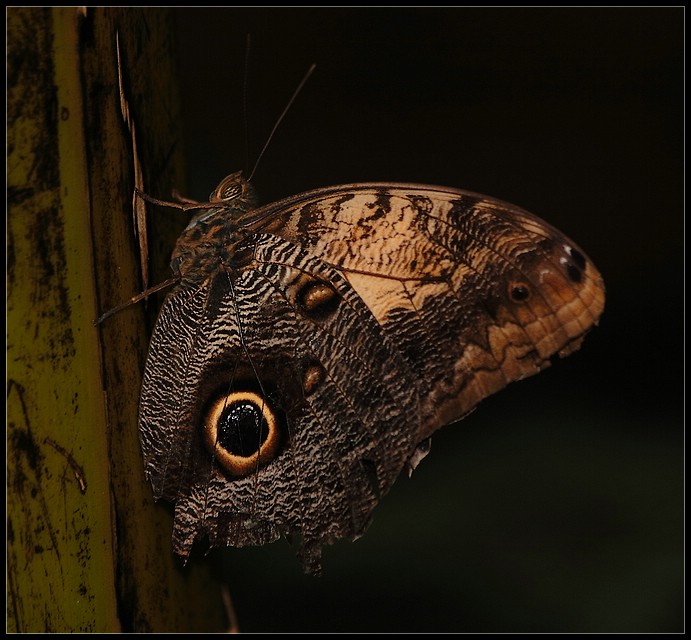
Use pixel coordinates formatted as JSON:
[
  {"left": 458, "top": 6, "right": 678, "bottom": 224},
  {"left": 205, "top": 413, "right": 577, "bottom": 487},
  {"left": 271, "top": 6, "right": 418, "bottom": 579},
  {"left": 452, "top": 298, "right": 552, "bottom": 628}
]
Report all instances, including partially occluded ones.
[
  {"left": 139, "top": 234, "right": 421, "bottom": 573},
  {"left": 138, "top": 182, "right": 605, "bottom": 573},
  {"left": 263, "top": 184, "right": 605, "bottom": 440}
]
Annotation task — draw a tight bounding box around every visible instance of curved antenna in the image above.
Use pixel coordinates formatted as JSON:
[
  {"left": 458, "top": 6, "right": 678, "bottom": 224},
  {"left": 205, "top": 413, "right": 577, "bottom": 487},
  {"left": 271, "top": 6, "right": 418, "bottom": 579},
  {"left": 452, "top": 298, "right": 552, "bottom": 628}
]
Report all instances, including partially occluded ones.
[
  {"left": 247, "top": 63, "right": 317, "bottom": 183},
  {"left": 242, "top": 33, "right": 252, "bottom": 175}
]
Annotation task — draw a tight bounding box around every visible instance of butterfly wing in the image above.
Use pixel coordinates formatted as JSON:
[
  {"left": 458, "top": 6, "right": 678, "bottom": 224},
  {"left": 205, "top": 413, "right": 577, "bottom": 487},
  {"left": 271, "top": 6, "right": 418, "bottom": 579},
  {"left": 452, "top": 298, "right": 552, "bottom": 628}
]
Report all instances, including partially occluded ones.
[
  {"left": 256, "top": 183, "right": 606, "bottom": 440},
  {"left": 139, "top": 233, "right": 421, "bottom": 573},
  {"left": 139, "top": 182, "right": 605, "bottom": 573}
]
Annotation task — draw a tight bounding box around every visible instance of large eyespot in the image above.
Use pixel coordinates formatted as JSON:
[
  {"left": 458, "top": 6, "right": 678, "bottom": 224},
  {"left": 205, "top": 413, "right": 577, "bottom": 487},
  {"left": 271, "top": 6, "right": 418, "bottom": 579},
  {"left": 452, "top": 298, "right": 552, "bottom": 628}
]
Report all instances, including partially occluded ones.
[{"left": 203, "top": 390, "right": 281, "bottom": 477}]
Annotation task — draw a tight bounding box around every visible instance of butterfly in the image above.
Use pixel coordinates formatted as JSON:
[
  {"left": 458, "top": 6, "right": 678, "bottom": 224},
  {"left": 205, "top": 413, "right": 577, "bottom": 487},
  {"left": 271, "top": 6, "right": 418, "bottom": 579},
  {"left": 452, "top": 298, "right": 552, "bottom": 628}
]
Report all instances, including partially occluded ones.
[{"left": 137, "top": 171, "right": 605, "bottom": 574}]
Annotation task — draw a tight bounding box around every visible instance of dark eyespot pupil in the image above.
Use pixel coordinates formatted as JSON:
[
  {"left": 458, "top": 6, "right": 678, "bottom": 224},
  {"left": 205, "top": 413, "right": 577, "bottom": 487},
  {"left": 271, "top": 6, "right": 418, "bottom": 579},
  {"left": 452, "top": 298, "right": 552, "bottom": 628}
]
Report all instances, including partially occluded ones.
[
  {"left": 568, "top": 246, "right": 587, "bottom": 271},
  {"left": 566, "top": 264, "right": 583, "bottom": 283},
  {"left": 510, "top": 283, "right": 531, "bottom": 302},
  {"left": 218, "top": 401, "right": 267, "bottom": 457}
]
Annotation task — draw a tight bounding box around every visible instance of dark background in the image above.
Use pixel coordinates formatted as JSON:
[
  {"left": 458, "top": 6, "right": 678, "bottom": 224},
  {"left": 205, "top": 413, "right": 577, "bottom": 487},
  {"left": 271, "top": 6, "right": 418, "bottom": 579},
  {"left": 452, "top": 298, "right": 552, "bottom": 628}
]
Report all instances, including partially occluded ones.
[{"left": 167, "top": 7, "right": 682, "bottom": 633}]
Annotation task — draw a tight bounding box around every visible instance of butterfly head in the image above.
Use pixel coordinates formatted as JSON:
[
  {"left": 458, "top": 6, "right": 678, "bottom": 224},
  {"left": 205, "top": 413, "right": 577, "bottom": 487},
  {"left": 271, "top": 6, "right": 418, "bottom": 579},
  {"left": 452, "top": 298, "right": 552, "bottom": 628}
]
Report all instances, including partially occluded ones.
[
  {"left": 168, "top": 173, "right": 261, "bottom": 283},
  {"left": 209, "top": 171, "right": 257, "bottom": 208}
]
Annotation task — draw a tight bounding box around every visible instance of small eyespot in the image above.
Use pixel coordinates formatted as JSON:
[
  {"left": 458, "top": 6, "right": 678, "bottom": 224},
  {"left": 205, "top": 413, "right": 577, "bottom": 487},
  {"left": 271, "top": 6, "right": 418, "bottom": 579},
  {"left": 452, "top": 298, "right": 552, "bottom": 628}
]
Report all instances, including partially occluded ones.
[
  {"left": 561, "top": 255, "right": 583, "bottom": 284},
  {"left": 203, "top": 390, "right": 281, "bottom": 477},
  {"left": 508, "top": 282, "right": 531, "bottom": 303},
  {"left": 297, "top": 281, "right": 340, "bottom": 318},
  {"left": 302, "top": 363, "right": 326, "bottom": 396},
  {"left": 562, "top": 245, "right": 586, "bottom": 283},
  {"left": 565, "top": 244, "right": 587, "bottom": 271}
]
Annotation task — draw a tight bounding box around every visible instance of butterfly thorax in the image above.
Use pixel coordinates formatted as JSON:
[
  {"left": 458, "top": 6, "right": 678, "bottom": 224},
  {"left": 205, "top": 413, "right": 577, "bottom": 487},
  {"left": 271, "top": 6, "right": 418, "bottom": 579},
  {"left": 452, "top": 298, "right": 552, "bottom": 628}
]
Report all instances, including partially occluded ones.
[{"left": 170, "top": 172, "right": 259, "bottom": 284}]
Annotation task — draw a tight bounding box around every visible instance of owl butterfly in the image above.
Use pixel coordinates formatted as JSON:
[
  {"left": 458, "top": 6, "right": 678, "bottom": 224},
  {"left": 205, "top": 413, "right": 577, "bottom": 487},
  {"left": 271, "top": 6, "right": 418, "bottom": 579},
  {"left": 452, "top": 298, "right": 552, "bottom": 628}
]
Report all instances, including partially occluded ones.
[{"left": 138, "top": 173, "right": 605, "bottom": 575}]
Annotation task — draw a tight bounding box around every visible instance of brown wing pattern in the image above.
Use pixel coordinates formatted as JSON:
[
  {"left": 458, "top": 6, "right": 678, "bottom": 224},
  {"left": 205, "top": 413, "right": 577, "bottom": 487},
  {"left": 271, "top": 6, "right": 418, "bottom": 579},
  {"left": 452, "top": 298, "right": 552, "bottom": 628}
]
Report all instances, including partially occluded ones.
[
  {"left": 138, "top": 179, "right": 605, "bottom": 573},
  {"left": 139, "top": 234, "right": 421, "bottom": 573},
  {"left": 268, "top": 184, "right": 605, "bottom": 439}
]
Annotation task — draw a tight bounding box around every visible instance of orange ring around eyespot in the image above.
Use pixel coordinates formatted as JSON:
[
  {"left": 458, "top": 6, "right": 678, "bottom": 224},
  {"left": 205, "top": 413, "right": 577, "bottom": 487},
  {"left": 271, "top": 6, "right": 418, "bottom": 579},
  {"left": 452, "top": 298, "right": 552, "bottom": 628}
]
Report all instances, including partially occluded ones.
[{"left": 203, "top": 390, "right": 280, "bottom": 477}]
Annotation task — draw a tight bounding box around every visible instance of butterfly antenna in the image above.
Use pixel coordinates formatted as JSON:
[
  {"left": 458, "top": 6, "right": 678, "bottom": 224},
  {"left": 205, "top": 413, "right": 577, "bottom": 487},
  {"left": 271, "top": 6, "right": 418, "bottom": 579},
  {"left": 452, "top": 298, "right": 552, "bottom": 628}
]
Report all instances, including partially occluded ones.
[
  {"left": 242, "top": 33, "right": 252, "bottom": 174},
  {"left": 247, "top": 63, "right": 316, "bottom": 183}
]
